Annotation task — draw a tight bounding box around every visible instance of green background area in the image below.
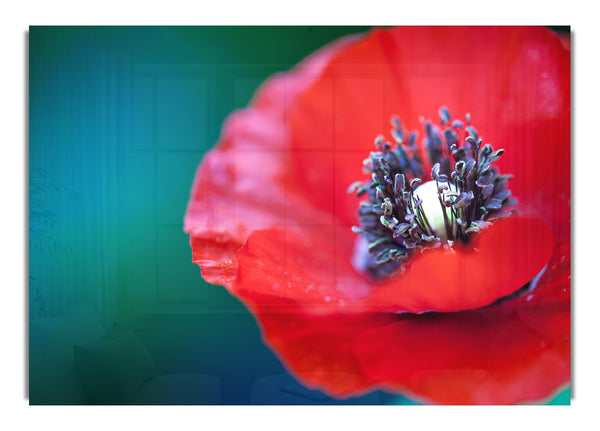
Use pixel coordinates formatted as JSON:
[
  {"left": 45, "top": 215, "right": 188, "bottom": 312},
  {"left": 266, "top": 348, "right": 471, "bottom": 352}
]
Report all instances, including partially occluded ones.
[{"left": 28, "top": 26, "right": 569, "bottom": 405}]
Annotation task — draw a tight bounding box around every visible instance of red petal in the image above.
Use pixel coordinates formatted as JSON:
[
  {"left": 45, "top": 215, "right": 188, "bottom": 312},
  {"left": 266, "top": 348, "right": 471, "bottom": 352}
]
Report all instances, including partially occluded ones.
[
  {"left": 236, "top": 291, "right": 397, "bottom": 396},
  {"left": 286, "top": 26, "right": 570, "bottom": 231},
  {"left": 353, "top": 298, "right": 569, "bottom": 404},
  {"left": 354, "top": 240, "right": 570, "bottom": 404},
  {"left": 235, "top": 225, "right": 370, "bottom": 311},
  {"left": 232, "top": 234, "right": 569, "bottom": 403},
  {"left": 235, "top": 216, "right": 554, "bottom": 314},
  {"left": 184, "top": 34, "right": 361, "bottom": 287},
  {"left": 233, "top": 232, "right": 570, "bottom": 403},
  {"left": 368, "top": 216, "right": 555, "bottom": 313}
]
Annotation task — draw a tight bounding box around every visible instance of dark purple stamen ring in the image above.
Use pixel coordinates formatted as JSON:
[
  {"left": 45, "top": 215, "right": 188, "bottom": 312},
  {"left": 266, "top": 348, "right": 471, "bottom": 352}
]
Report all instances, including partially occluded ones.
[{"left": 349, "top": 107, "right": 518, "bottom": 279}]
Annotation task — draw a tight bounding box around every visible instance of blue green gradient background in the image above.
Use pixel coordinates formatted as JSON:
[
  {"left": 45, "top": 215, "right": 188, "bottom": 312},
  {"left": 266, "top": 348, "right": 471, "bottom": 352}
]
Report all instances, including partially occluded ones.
[{"left": 28, "top": 26, "right": 569, "bottom": 405}]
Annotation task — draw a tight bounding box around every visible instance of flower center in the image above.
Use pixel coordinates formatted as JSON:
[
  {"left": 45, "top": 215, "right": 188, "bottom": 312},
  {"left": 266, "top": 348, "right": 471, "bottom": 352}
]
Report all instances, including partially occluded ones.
[
  {"left": 412, "top": 180, "right": 456, "bottom": 242},
  {"left": 349, "top": 107, "right": 517, "bottom": 279}
]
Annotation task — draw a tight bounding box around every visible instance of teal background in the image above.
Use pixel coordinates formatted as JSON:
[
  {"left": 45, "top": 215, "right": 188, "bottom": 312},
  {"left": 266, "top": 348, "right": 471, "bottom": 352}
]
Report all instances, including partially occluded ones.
[{"left": 28, "top": 26, "right": 569, "bottom": 405}]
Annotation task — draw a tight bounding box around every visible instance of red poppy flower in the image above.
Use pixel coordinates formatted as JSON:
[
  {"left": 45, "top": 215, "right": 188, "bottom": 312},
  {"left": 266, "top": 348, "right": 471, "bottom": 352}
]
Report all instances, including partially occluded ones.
[{"left": 184, "top": 26, "right": 570, "bottom": 404}]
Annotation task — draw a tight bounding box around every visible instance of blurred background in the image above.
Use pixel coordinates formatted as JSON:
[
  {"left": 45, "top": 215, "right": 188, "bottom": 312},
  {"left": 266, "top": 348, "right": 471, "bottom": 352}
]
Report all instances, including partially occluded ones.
[{"left": 28, "top": 26, "right": 569, "bottom": 405}]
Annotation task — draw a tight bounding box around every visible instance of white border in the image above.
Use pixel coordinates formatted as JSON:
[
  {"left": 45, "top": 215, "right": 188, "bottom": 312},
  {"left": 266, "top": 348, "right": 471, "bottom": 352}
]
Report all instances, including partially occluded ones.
[{"left": 2, "top": 1, "right": 598, "bottom": 430}]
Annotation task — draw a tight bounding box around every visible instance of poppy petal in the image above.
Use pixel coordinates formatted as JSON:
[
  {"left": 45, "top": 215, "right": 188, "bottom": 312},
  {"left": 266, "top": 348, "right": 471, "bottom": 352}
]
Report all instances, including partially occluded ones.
[
  {"left": 368, "top": 216, "right": 555, "bottom": 313},
  {"left": 235, "top": 216, "right": 554, "bottom": 314},
  {"left": 232, "top": 234, "right": 569, "bottom": 403},
  {"left": 235, "top": 291, "right": 397, "bottom": 396},
  {"left": 184, "top": 34, "right": 362, "bottom": 288},
  {"left": 235, "top": 225, "right": 370, "bottom": 310},
  {"left": 286, "top": 26, "right": 570, "bottom": 232},
  {"left": 353, "top": 243, "right": 570, "bottom": 404}
]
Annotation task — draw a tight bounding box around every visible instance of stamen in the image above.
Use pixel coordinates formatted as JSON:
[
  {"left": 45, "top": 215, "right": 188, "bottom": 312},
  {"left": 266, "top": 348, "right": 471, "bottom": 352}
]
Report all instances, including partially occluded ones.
[{"left": 350, "top": 108, "right": 517, "bottom": 278}]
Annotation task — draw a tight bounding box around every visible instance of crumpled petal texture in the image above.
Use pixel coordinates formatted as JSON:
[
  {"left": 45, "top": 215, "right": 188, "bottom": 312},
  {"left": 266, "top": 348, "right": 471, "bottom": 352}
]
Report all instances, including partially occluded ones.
[
  {"left": 184, "top": 35, "right": 362, "bottom": 287},
  {"left": 236, "top": 217, "right": 555, "bottom": 314},
  {"left": 185, "top": 26, "right": 570, "bottom": 404}
]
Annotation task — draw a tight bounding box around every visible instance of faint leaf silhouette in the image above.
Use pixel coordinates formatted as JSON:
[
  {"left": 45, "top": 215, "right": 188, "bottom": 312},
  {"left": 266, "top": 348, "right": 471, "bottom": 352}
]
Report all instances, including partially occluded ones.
[
  {"left": 29, "top": 168, "right": 80, "bottom": 255},
  {"left": 29, "top": 168, "right": 81, "bottom": 318}
]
